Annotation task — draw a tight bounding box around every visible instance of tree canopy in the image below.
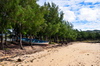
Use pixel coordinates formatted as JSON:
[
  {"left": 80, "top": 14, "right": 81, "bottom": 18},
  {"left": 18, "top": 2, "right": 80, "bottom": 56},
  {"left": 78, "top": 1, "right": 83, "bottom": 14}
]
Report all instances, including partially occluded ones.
[{"left": 0, "top": 0, "right": 100, "bottom": 49}]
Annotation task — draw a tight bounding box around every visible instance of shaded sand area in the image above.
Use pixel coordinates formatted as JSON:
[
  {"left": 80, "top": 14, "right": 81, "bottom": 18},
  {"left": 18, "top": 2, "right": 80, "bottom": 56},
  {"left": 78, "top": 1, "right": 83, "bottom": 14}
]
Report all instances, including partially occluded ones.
[{"left": 0, "top": 42, "right": 100, "bottom": 66}]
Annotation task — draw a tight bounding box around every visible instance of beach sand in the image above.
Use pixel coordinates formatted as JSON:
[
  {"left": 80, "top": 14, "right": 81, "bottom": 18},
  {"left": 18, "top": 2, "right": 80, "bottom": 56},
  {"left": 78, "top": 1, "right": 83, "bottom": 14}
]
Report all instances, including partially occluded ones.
[{"left": 0, "top": 42, "right": 100, "bottom": 66}]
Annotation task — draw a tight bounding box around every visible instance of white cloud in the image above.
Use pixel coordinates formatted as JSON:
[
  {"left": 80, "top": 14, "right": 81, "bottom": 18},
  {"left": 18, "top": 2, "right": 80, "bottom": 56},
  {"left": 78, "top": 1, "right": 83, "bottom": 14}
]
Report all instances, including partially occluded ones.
[
  {"left": 64, "top": 10, "right": 76, "bottom": 22},
  {"left": 37, "top": 0, "right": 100, "bottom": 30},
  {"left": 84, "top": 0, "right": 100, "bottom": 3},
  {"left": 78, "top": 8, "right": 100, "bottom": 21},
  {"left": 59, "top": 7, "right": 76, "bottom": 22},
  {"left": 74, "top": 22, "right": 100, "bottom": 30},
  {"left": 46, "top": 0, "right": 82, "bottom": 7}
]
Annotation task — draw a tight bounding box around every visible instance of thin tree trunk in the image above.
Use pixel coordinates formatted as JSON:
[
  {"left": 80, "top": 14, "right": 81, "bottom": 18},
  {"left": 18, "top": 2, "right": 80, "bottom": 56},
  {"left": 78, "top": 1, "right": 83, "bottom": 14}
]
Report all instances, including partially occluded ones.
[
  {"left": 12, "top": 35, "right": 14, "bottom": 42},
  {"left": 1, "top": 32, "right": 4, "bottom": 50},
  {"left": 19, "top": 23, "right": 24, "bottom": 49},
  {"left": 61, "top": 38, "right": 63, "bottom": 44},
  {"left": 5, "top": 33, "right": 8, "bottom": 47},
  {"left": 65, "top": 38, "right": 68, "bottom": 44},
  {"left": 41, "top": 36, "right": 43, "bottom": 40},
  {"left": 58, "top": 38, "right": 60, "bottom": 43},
  {"left": 45, "top": 36, "right": 48, "bottom": 41},
  {"left": 60, "top": 38, "right": 62, "bottom": 43},
  {"left": 56, "top": 36, "right": 59, "bottom": 43},
  {"left": 16, "top": 35, "right": 19, "bottom": 41},
  {"left": 54, "top": 36, "right": 56, "bottom": 42},
  {"left": 42, "top": 36, "right": 44, "bottom": 40},
  {"left": 63, "top": 38, "right": 64, "bottom": 44},
  {"left": 19, "top": 33, "right": 24, "bottom": 49},
  {"left": 30, "top": 35, "right": 34, "bottom": 49},
  {"left": 49, "top": 36, "right": 52, "bottom": 44}
]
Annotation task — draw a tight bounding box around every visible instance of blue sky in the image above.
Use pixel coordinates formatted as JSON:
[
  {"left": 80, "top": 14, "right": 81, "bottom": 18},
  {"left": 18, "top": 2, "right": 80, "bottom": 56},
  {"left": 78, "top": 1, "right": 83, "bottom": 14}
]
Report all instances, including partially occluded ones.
[{"left": 37, "top": 0, "right": 100, "bottom": 31}]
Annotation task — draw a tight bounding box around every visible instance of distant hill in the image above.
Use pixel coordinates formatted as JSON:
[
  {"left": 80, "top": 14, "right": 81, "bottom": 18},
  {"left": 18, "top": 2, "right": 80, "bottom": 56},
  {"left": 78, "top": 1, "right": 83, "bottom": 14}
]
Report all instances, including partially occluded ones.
[{"left": 85, "top": 30, "right": 100, "bottom": 33}]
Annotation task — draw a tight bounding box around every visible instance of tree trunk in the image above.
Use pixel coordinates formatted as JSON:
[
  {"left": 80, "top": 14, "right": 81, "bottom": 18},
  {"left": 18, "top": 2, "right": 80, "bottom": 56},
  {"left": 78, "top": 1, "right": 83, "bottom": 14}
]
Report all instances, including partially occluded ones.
[
  {"left": 49, "top": 36, "right": 52, "bottom": 44},
  {"left": 60, "top": 38, "right": 62, "bottom": 43},
  {"left": 45, "top": 36, "right": 48, "bottom": 41},
  {"left": 12, "top": 35, "right": 14, "bottom": 42},
  {"left": 1, "top": 32, "right": 4, "bottom": 50},
  {"left": 54, "top": 36, "right": 56, "bottom": 42},
  {"left": 56, "top": 36, "right": 59, "bottom": 43},
  {"left": 30, "top": 35, "right": 34, "bottom": 49},
  {"left": 63, "top": 38, "right": 64, "bottom": 43},
  {"left": 61, "top": 38, "right": 63, "bottom": 44},
  {"left": 16, "top": 35, "right": 19, "bottom": 41},
  {"left": 65, "top": 38, "right": 68, "bottom": 44},
  {"left": 41, "top": 36, "right": 43, "bottom": 40},
  {"left": 5, "top": 33, "right": 8, "bottom": 47},
  {"left": 19, "top": 33, "right": 24, "bottom": 49}
]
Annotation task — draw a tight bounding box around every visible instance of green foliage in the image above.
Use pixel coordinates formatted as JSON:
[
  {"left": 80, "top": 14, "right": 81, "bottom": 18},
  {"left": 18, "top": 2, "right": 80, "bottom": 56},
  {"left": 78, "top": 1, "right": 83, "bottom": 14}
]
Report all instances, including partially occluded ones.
[
  {"left": 76, "top": 30, "right": 100, "bottom": 41},
  {"left": 0, "top": 0, "right": 100, "bottom": 48},
  {"left": 42, "top": 3, "right": 61, "bottom": 37}
]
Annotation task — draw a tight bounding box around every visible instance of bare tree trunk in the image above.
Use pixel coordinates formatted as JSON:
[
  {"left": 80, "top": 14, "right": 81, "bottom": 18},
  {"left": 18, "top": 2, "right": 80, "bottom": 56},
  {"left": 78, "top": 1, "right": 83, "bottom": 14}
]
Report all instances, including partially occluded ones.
[
  {"left": 54, "top": 36, "right": 56, "bottom": 42},
  {"left": 5, "top": 33, "right": 8, "bottom": 47},
  {"left": 19, "top": 33, "right": 24, "bottom": 49},
  {"left": 1, "top": 32, "right": 4, "bottom": 50},
  {"left": 41, "top": 36, "right": 43, "bottom": 40},
  {"left": 30, "top": 35, "right": 34, "bottom": 49},
  {"left": 56, "top": 36, "right": 59, "bottom": 43},
  {"left": 38, "top": 35, "right": 41, "bottom": 40},
  {"left": 16, "top": 35, "right": 19, "bottom": 41},
  {"left": 61, "top": 38, "right": 63, "bottom": 44},
  {"left": 19, "top": 23, "right": 24, "bottom": 49},
  {"left": 63, "top": 38, "right": 64, "bottom": 43},
  {"left": 60, "top": 38, "right": 62, "bottom": 44},
  {"left": 45, "top": 36, "right": 48, "bottom": 41},
  {"left": 60, "top": 38, "right": 62, "bottom": 43},
  {"left": 49, "top": 36, "right": 52, "bottom": 44},
  {"left": 65, "top": 38, "right": 68, "bottom": 44}
]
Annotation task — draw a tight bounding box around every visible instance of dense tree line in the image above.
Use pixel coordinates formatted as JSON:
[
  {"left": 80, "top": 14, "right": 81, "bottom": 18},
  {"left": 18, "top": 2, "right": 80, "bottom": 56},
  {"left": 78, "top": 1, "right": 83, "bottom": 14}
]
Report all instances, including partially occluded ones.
[
  {"left": 76, "top": 30, "right": 100, "bottom": 41},
  {"left": 0, "top": 0, "right": 100, "bottom": 49}
]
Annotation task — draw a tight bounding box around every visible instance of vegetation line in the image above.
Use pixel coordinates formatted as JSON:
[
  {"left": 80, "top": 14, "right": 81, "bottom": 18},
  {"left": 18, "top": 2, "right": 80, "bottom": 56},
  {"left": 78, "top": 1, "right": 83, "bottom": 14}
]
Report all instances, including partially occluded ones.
[{"left": 0, "top": 0, "right": 100, "bottom": 50}]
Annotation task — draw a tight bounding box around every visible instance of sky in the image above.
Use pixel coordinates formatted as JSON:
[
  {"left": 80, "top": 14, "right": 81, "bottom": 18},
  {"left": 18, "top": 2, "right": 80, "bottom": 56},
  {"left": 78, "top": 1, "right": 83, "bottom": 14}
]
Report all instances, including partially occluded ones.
[{"left": 37, "top": 0, "right": 100, "bottom": 31}]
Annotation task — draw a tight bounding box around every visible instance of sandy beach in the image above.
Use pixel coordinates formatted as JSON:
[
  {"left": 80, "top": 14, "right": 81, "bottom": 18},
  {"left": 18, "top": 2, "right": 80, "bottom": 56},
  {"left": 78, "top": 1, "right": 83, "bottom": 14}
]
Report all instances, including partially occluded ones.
[{"left": 0, "top": 42, "right": 100, "bottom": 66}]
